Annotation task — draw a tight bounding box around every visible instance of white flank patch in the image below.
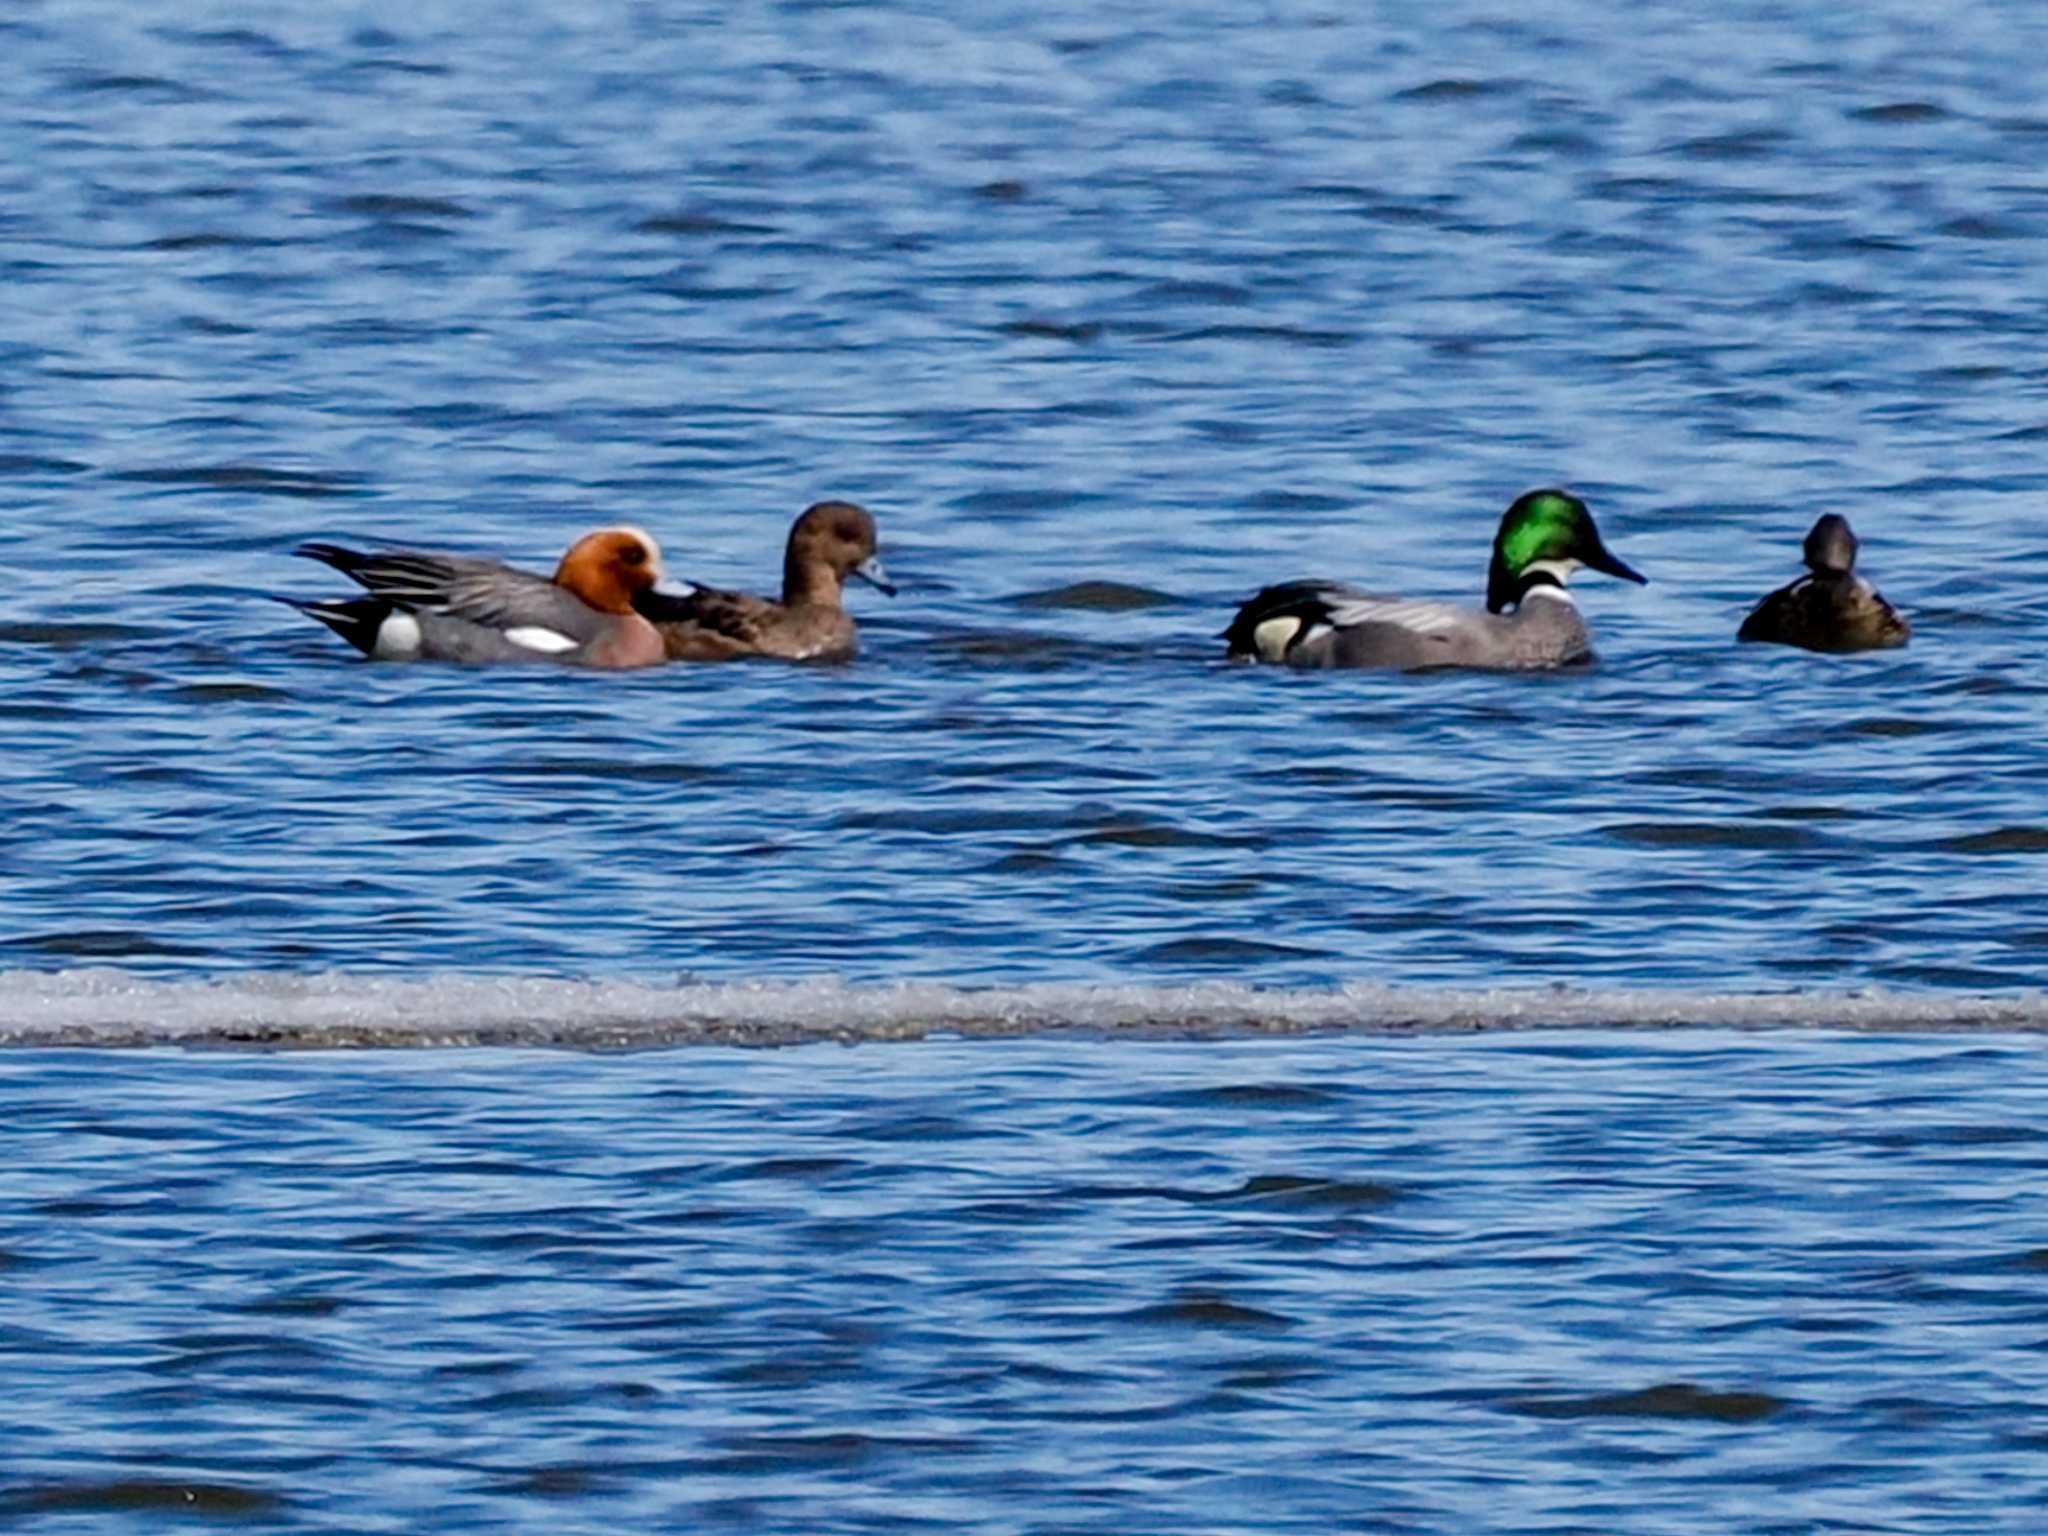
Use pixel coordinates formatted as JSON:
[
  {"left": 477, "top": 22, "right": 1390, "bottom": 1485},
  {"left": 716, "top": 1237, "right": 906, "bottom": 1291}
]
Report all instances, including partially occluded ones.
[
  {"left": 504, "top": 626, "right": 579, "bottom": 655},
  {"left": 1252, "top": 615, "right": 1301, "bottom": 661},
  {"left": 372, "top": 612, "right": 423, "bottom": 660}
]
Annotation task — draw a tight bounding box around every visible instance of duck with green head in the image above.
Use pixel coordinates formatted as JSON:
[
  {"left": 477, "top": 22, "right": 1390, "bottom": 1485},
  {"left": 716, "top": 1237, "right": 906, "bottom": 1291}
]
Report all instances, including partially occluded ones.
[{"left": 1223, "top": 488, "right": 1647, "bottom": 670}]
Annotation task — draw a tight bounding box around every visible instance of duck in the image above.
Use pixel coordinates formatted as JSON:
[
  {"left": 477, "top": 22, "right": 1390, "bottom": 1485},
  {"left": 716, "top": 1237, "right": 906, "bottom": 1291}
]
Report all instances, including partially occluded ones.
[
  {"left": 631, "top": 501, "right": 894, "bottom": 662},
  {"left": 1222, "top": 488, "right": 1647, "bottom": 670},
  {"left": 286, "top": 525, "right": 671, "bottom": 668},
  {"left": 1737, "top": 514, "right": 1908, "bottom": 652}
]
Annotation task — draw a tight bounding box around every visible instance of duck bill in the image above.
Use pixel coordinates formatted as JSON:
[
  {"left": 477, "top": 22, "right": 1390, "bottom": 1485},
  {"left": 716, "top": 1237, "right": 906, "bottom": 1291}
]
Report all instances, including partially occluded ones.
[
  {"left": 632, "top": 581, "right": 699, "bottom": 622},
  {"left": 852, "top": 556, "right": 897, "bottom": 597},
  {"left": 1585, "top": 541, "right": 1647, "bottom": 586}
]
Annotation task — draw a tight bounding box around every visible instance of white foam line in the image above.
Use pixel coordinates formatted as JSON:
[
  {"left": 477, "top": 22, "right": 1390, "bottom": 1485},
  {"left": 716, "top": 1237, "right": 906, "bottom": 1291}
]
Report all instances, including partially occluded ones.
[{"left": 0, "top": 969, "right": 2044, "bottom": 1049}]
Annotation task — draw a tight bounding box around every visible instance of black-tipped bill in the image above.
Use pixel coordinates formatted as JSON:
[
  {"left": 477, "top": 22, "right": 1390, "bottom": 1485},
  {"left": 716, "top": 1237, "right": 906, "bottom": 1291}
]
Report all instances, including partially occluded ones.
[
  {"left": 632, "top": 582, "right": 701, "bottom": 622},
  {"left": 853, "top": 556, "right": 896, "bottom": 596}
]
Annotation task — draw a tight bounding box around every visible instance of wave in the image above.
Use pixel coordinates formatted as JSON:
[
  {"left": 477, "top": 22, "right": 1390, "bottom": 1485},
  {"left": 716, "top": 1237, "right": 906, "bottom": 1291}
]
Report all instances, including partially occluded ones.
[{"left": 1, "top": 970, "right": 2045, "bottom": 1049}]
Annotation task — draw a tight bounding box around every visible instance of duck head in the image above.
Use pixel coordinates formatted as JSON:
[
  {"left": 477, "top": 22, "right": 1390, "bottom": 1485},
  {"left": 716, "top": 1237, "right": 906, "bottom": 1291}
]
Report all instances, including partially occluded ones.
[
  {"left": 554, "top": 525, "right": 665, "bottom": 615},
  {"left": 1802, "top": 514, "right": 1858, "bottom": 574},
  {"left": 785, "top": 500, "right": 895, "bottom": 604},
  {"left": 1486, "top": 489, "right": 1646, "bottom": 613}
]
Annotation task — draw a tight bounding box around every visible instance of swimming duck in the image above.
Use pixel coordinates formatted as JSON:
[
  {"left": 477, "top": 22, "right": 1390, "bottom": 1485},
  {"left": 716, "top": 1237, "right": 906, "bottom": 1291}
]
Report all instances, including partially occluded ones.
[
  {"left": 632, "top": 501, "right": 894, "bottom": 662},
  {"left": 1223, "top": 489, "right": 1646, "bottom": 670},
  {"left": 1737, "top": 514, "right": 1908, "bottom": 653},
  {"left": 287, "top": 525, "right": 671, "bottom": 668}
]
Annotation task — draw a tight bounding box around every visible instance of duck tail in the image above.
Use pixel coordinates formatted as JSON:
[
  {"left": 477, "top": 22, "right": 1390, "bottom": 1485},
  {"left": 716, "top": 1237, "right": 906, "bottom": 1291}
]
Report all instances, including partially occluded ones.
[
  {"left": 293, "top": 542, "right": 369, "bottom": 576},
  {"left": 274, "top": 594, "right": 392, "bottom": 658}
]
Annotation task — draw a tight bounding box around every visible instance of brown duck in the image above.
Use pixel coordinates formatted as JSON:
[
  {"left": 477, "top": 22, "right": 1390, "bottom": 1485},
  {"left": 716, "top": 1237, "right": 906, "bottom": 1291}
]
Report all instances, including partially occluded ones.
[
  {"left": 1737, "top": 515, "right": 1908, "bottom": 653},
  {"left": 635, "top": 501, "right": 894, "bottom": 662}
]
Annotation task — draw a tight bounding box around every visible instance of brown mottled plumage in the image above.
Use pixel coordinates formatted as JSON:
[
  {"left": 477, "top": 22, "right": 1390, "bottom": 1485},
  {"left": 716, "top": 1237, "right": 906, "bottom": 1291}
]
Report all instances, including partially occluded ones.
[
  {"left": 1738, "top": 515, "right": 1908, "bottom": 653},
  {"left": 635, "top": 501, "right": 894, "bottom": 662}
]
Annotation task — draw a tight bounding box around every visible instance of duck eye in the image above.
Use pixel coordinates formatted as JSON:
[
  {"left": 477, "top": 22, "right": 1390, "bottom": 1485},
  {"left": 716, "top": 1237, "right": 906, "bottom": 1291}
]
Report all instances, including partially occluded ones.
[
  {"left": 619, "top": 544, "right": 646, "bottom": 566},
  {"left": 835, "top": 522, "right": 860, "bottom": 543}
]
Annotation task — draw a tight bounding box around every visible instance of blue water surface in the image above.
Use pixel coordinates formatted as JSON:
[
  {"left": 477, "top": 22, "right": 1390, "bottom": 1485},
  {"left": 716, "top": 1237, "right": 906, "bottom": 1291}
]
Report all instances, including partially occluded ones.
[
  {"left": 3, "top": 5, "right": 2048, "bottom": 1531},
  {"left": 2, "top": 0, "right": 2046, "bottom": 992},
  {"left": 6, "top": 1033, "right": 2048, "bottom": 1535}
]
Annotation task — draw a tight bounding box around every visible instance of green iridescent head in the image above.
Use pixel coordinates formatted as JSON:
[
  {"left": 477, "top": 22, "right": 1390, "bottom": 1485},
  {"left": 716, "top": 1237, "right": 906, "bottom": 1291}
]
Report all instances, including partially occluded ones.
[{"left": 1486, "top": 489, "right": 1646, "bottom": 613}]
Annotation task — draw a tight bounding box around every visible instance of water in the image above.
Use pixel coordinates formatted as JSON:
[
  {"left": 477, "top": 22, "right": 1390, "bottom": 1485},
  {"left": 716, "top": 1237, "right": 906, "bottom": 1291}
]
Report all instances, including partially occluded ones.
[
  {"left": 6, "top": 1034, "right": 2048, "bottom": 1534},
  {"left": 4, "top": 0, "right": 2047, "bottom": 994},
  {"left": 4, "top": 1, "right": 2048, "bottom": 1527}
]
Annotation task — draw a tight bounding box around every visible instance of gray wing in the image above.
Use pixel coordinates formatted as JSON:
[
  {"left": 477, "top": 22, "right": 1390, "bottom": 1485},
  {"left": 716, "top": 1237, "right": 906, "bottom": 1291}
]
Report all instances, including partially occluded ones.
[
  {"left": 1309, "top": 615, "right": 1467, "bottom": 670},
  {"left": 294, "top": 543, "right": 611, "bottom": 647},
  {"left": 1226, "top": 580, "right": 1479, "bottom": 668}
]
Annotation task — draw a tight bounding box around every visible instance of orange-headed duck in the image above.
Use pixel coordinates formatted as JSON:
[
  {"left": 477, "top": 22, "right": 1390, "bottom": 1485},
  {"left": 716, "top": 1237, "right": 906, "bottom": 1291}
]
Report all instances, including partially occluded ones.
[
  {"left": 287, "top": 525, "right": 671, "bottom": 668},
  {"left": 632, "top": 501, "right": 894, "bottom": 662}
]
